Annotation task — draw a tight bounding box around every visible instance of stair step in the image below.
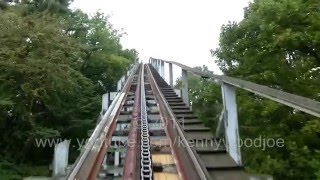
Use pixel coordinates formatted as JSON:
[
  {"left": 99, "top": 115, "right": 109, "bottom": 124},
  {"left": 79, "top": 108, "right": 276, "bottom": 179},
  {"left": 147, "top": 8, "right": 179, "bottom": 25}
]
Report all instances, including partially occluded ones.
[
  {"left": 199, "top": 153, "right": 242, "bottom": 169},
  {"left": 184, "top": 127, "right": 211, "bottom": 132},
  {"left": 167, "top": 99, "right": 183, "bottom": 103},
  {"left": 170, "top": 106, "right": 190, "bottom": 110},
  {"left": 194, "top": 137, "right": 226, "bottom": 153},
  {"left": 165, "top": 96, "right": 181, "bottom": 100},
  {"left": 196, "top": 146, "right": 226, "bottom": 153},
  {"left": 162, "top": 91, "right": 176, "bottom": 95},
  {"left": 182, "top": 124, "right": 209, "bottom": 129},
  {"left": 168, "top": 102, "right": 186, "bottom": 106},
  {"left": 164, "top": 94, "right": 178, "bottom": 97},
  {"left": 172, "top": 109, "right": 193, "bottom": 114},
  {"left": 162, "top": 90, "right": 176, "bottom": 93},
  {"left": 175, "top": 114, "right": 198, "bottom": 119},
  {"left": 207, "top": 169, "right": 246, "bottom": 180},
  {"left": 178, "top": 119, "right": 203, "bottom": 125},
  {"left": 185, "top": 131, "right": 214, "bottom": 139},
  {"left": 161, "top": 88, "right": 173, "bottom": 91}
]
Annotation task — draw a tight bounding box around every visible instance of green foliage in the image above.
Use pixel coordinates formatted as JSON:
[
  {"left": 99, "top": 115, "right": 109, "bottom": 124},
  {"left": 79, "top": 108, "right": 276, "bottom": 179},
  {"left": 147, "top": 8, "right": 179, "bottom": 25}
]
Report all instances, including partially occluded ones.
[
  {"left": 0, "top": 9, "right": 100, "bottom": 165},
  {"left": 21, "top": 0, "right": 72, "bottom": 14},
  {"left": 0, "top": 1, "right": 138, "bottom": 178},
  {"left": 0, "top": 161, "right": 49, "bottom": 179},
  {"left": 175, "top": 66, "right": 222, "bottom": 130},
  {"left": 188, "top": 0, "right": 320, "bottom": 179},
  {"left": 66, "top": 10, "right": 137, "bottom": 92},
  {"left": 213, "top": 0, "right": 320, "bottom": 98}
]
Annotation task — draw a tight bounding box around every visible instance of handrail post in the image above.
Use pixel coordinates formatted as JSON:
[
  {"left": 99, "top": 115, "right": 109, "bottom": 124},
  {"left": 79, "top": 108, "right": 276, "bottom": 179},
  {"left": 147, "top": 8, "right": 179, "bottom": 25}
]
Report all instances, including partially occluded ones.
[
  {"left": 169, "top": 63, "right": 173, "bottom": 87},
  {"left": 158, "top": 60, "right": 161, "bottom": 75},
  {"left": 181, "top": 69, "right": 189, "bottom": 107},
  {"left": 159, "top": 60, "right": 162, "bottom": 77},
  {"left": 221, "top": 83, "right": 242, "bottom": 165},
  {"left": 152, "top": 58, "right": 155, "bottom": 68},
  {"left": 117, "top": 79, "right": 121, "bottom": 92},
  {"left": 157, "top": 59, "right": 160, "bottom": 73},
  {"left": 125, "top": 74, "right": 128, "bottom": 82},
  {"left": 101, "top": 92, "right": 109, "bottom": 116},
  {"left": 161, "top": 60, "right": 165, "bottom": 78},
  {"left": 121, "top": 76, "right": 125, "bottom": 88}
]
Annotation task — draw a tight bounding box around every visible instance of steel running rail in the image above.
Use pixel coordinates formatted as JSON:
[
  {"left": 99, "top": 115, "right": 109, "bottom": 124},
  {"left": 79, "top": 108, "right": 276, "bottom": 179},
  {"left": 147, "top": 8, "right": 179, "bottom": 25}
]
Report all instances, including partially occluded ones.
[
  {"left": 146, "top": 64, "right": 207, "bottom": 180},
  {"left": 140, "top": 65, "right": 153, "bottom": 179},
  {"left": 122, "top": 65, "right": 142, "bottom": 180}
]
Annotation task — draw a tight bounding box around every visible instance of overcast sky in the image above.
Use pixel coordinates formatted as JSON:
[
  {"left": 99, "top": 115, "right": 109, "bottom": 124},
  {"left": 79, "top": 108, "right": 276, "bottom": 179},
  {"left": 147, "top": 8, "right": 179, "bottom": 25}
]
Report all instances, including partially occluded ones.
[{"left": 71, "top": 0, "right": 251, "bottom": 75}]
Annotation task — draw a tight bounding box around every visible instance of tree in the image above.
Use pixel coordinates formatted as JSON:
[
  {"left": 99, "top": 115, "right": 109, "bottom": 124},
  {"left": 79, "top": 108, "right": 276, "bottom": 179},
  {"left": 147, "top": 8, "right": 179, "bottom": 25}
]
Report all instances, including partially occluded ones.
[
  {"left": 210, "top": 0, "right": 320, "bottom": 179},
  {"left": 0, "top": 7, "right": 100, "bottom": 165},
  {"left": 66, "top": 10, "right": 137, "bottom": 92},
  {"left": 0, "top": 2, "right": 138, "bottom": 178},
  {"left": 21, "top": 0, "right": 72, "bottom": 14}
]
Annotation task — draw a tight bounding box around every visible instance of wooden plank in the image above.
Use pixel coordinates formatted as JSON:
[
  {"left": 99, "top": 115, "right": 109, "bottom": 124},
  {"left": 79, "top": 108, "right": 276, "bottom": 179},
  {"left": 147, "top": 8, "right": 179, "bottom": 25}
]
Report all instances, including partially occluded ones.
[
  {"left": 154, "top": 172, "right": 179, "bottom": 180},
  {"left": 152, "top": 154, "right": 175, "bottom": 165}
]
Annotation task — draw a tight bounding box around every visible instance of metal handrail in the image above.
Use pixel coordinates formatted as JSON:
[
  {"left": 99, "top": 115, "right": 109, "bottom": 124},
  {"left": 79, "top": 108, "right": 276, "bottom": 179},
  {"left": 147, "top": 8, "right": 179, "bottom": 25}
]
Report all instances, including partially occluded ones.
[
  {"left": 67, "top": 63, "right": 139, "bottom": 179},
  {"left": 150, "top": 57, "right": 320, "bottom": 118}
]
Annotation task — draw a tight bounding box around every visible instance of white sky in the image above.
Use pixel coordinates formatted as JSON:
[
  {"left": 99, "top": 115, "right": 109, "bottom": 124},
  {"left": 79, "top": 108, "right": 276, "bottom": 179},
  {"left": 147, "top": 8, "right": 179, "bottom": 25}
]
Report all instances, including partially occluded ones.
[{"left": 71, "top": 0, "right": 251, "bottom": 76}]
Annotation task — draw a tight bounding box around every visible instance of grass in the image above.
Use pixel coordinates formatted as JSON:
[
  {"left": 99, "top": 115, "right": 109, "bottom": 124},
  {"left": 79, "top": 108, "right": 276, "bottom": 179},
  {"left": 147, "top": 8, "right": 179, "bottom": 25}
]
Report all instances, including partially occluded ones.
[{"left": 0, "top": 161, "right": 49, "bottom": 180}]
